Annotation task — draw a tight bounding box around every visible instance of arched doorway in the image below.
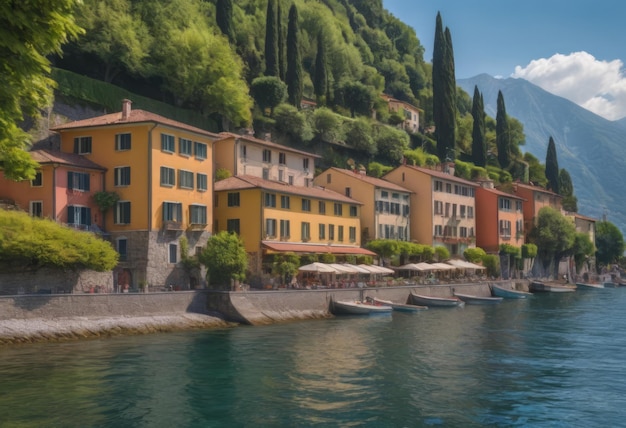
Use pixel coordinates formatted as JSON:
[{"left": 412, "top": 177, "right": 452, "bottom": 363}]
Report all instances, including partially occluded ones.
[{"left": 117, "top": 269, "right": 132, "bottom": 293}]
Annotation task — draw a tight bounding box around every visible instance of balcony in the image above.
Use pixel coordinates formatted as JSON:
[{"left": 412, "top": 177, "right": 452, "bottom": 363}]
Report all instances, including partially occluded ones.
[
  {"left": 188, "top": 223, "right": 207, "bottom": 232},
  {"left": 163, "top": 220, "right": 183, "bottom": 231}
]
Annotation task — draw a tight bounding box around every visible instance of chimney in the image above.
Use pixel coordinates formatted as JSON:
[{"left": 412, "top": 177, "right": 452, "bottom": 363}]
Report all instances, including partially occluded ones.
[{"left": 121, "top": 99, "right": 132, "bottom": 120}]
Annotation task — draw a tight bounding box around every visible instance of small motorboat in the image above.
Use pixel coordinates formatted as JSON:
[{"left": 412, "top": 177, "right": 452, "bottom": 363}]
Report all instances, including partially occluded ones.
[
  {"left": 453, "top": 292, "right": 503, "bottom": 305},
  {"left": 409, "top": 293, "right": 465, "bottom": 308},
  {"left": 491, "top": 283, "right": 534, "bottom": 299},
  {"left": 575, "top": 282, "right": 605, "bottom": 290},
  {"left": 529, "top": 280, "right": 576, "bottom": 293},
  {"left": 330, "top": 299, "right": 392, "bottom": 315},
  {"left": 370, "top": 297, "right": 428, "bottom": 312}
]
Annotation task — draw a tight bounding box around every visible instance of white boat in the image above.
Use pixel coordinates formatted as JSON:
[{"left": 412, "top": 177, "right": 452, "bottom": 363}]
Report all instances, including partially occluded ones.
[
  {"left": 370, "top": 297, "right": 428, "bottom": 312},
  {"left": 491, "top": 283, "right": 533, "bottom": 299},
  {"left": 453, "top": 292, "right": 503, "bottom": 305},
  {"left": 409, "top": 293, "right": 465, "bottom": 308},
  {"left": 330, "top": 299, "right": 392, "bottom": 315},
  {"left": 529, "top": 281, "right": 576, "bottom": 293}
]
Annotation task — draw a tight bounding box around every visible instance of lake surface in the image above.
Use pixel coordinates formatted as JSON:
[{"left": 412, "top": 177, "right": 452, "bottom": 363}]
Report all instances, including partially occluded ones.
[{"left": 1, "top": 288, "right": 626, "bottom": 427}]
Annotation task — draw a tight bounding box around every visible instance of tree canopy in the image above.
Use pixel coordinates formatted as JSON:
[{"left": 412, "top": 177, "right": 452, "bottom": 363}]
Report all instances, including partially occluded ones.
[
  {"left": 199, "top": 231, "right": 248, "bottom": 289},
  {"left": 595, "top": 221, "right": 625, "bottom": 268}
]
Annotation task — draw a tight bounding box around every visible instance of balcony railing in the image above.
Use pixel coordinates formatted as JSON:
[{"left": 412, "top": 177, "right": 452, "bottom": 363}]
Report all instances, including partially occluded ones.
[{"left": 163, "top": 220, "right": 183, "bottom": 231}]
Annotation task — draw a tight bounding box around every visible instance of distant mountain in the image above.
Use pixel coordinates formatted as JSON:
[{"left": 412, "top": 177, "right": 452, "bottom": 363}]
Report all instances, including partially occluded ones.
[{"left": 458, "top": 74, "right": 626, "bottom": 234}]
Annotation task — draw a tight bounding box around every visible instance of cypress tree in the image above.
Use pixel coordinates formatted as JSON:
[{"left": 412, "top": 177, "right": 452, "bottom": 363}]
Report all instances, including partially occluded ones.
[
  {"left": 471, "top": 85, "right": 486, "bottom": 167},
  {"left": 432, "top": 12, "right": 444, "bottom": 157},
  {"left": 286, "top": 3, "right": 303, "bottom": 108},
  {"left": 264, "top": 0, "right": 279, "bottom": 77},
  {"left": 216, "top": 0, "right": 234, "bottom": 43},
  {"left": 277, "top": 1, "right": 286, "bottom": 80},
  {"left": 496, "top": 90, "right": 510, "bottom": 168},
  {"left": 433, "top": 13, "right": 456, "bottom": 162},
  {"left": 313, "top": 32, "right": 327, "bottom": 102},
  {"left": 545, "top": 136, "right": 560, "bottom": 193}
]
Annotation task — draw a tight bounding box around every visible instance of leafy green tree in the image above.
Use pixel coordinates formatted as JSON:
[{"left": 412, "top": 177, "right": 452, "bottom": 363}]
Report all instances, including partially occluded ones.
[
  {"left": 264, "top": 0, "right": 279, "bottom": 77},
  {"left": 0, "top": 0, "right": 82, "bottom": 180},
  {"left": 500, "top": 243, "right": 521, "bottom": 279},
  {"left": 496, "top": 90, "right": 511, "bottom": 168},
  {"left": 524, "top": 152, "right": 548, "bottom": 187},
  {"left": 312, "top": 107, "right": 344, "bottom": 144},
  {"left": 471, "top": 86, "right": 487, "bottom": 167},
  {"left": 272, "top": 252, "right": 300, "bottom": 285},
  {"left": 570, "top": 232, "right": 595, "bottom": 273},
  {"left": 595, "top": 221, "right": 625, "bottom": 268},
  {"left": 545, "top": 136, "right": 559, "bottom": 193},
  {"left": 0, "top": 210, "right": 118, "bottom": 272},
  {"left": 559, "top": 168, "right": 577, "bottom": 212},
  {"left": 367, "top": 161, "right": 392, "bottom": 178},
  {"left": 434, "top": 245, "right": 450, "bottom": 261},
  {"left": 277, "top": 1, "right": 286, "bottom": 80},
  {"left": 93, "top": 191, "right": 120, "bottom": 230},
  {"left": 313, "top": 31, "right": 328, "bottom": 103},
  {"left": 482, "top": 254, "right": 500, "bottom": 278},
  {"left": 286, "top": 3, "right": 303, "bottom": 108},
  {"left": 273, "top": 103, "right": 313, "bottom": 143},
  {"left": 366, "top": 239, "right": 400, "bottom": 266},
  {"left": 463, "top": 247, "right": 486, "bottom": 264},
  {"left": 336, "top": 81, "right": 376, "bottom": 118},
  {"left": 529, "top": 206, "right": 576, "bottom": 277},
  {"left": 216, "top": 0, "right": 234, "bottom": 42},
  {"left": 250, "top": 76, "right": 287, "bottom": 116},
  {"left": 199, "top": 231, "right": 248, "bottom": 289},
  {"left": 374, "top": 125, "right": 409, "bottom": 164},
  {"left": 344, "top": 118, "right": 377, "bottom": 157}
]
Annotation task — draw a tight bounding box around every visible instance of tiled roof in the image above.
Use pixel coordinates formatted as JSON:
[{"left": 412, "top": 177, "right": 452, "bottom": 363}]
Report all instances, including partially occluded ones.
[
  {"left": 50, "top": 109, "right": 219, "bottom": 139},
  {"left": 391, "top": 164, "right": 479, "bottom": 187},
  {"left": 511, "top": 181, "right": 561, "bottom": 197},
  {"left": 477, "top": 186, "right": 525, "bottom": 201},
  {"left": 30, "top": 149, "right": 106, "bottom": 170},
  {"left": 326, "top": 167, "right": 412, "bottom": 193},
  {"left": 215, "top": 175, "right": 362, "bottom": 204},
  {"left": 262, "top": 241, "right": 376, "bottom": 256},
  {"left": 216, "top": 132, "right": 322, "bottom": 158}
]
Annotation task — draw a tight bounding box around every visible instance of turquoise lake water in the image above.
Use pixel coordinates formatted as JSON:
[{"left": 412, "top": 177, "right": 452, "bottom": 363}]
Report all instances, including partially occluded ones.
[{"left": 1, "top": 288, "right": 626, "bottom": 427}]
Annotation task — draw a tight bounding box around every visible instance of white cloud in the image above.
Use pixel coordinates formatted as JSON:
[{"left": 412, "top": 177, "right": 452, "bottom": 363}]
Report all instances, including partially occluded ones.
[{"left": 512, "top": 51, "right": 626, "bottom": 121}]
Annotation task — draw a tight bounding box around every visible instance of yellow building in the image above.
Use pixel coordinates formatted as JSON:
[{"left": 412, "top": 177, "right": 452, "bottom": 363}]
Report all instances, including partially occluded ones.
[
  {"left": 314, "top": 167, "right": 412, "bottom": 243},
  {"left": 214, "top": 175, "right": 373, "bottom": 278},
  {"left": 51, "top": 99, "right": 219, "bottom": 289},
  {"left": 214, "top": 132, "right": 319, "bottom": 187},
  {"left": 383, "top": 163, "right": 478, "bottom": 256}
]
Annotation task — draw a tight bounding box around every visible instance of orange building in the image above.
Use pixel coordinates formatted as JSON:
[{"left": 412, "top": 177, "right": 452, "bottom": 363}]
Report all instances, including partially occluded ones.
[
  {"left": 50, "top": 99, "right": 219, "bottom": 289},
  {"left": 475, "top": 180, "right": 525, "bottom": 253},
  {"left": 383, "top": 163, "right": 478, "bottom": 256},
  {"left": 0, "top": 149, "right": 106, "bottom": 228}
]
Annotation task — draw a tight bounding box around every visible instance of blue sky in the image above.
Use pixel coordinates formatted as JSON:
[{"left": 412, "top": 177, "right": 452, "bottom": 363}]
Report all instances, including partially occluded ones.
[{"left": 383, "top": 0, "right": 626, "bottom": 120}]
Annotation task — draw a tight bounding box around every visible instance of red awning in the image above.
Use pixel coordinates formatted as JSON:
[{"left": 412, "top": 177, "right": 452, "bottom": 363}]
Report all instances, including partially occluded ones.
[{"left": 262, "top": 241, "right": 376, "bottom": 256}]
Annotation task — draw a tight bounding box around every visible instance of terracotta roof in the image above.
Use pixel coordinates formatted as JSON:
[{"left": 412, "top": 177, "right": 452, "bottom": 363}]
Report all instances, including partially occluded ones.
[
  {"left": 215, "top": 175, "right": 362, "bottom": 204},
  {"left": 216, "top": 132, "right": 321, "bottom": 158},
  {"left": 50, "top": 109, "right": 220, "bottom": 139},
  {"left": 325, "top": 167, "right": 412, "bottom": 193},
  {"left": 30, "top": 149, "right": 106, "bottom": 171},
  {"left": 476, "top": 186, "right": 525, "bottom": 201},
  {"left": 567, "top": 212, "right": 597, "bottom": 222},
  {"left": 262, "top": 241, "right": 376, "bottom": 256},
  {"left": 510, "top": 181, "right": 561, "bottom": 197},
  {"left": 389, "top": 164, "right": 478, "bottom": 187}
]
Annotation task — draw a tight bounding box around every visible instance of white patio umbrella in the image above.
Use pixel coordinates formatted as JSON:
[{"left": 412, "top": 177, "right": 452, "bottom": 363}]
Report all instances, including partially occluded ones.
[{"left": 298, "top": 262, "right": 339, "bottom": 273}]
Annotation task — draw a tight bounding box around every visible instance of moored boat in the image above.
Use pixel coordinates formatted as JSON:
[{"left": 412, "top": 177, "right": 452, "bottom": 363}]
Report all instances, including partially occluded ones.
[
  {"left": 529, "top": 280, "right": 576, "bottom": 293},
  {"left": 575, "top": 282, "right": 605, "bottom": 290},
  {"left": 491, "top": 283, "right": 534, "bottom": 299},
  {"left": 453, "top": 292, "right": 503, "bottom": 305},
  {"left": 330, "top": 299, "right": 392, "bottom": 315},
  {"left": 370, "top": 297, "right": 428, "bottom": 312},
  {"left": 409, "top": 293, "right": 465, "bottom": 308}
]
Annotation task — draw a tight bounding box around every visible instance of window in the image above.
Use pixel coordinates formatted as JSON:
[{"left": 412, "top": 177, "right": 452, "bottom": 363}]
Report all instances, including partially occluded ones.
[
  {"left": 114, "top": 166, "right": 130, "bottom": 186},
  {"left": 303, "top": 158, "right": 310, "bottom": 171},
  {"left": 160, "top": 167, "right": 175, "bottom": 186},
  {"left": 516, "top": 200, "right": 523, "bottom": 212},
  {"left": 445, "top": 202, "right": 451, "bottom": 217},
  {"left": 161, "top": 134, "right": 175, "bottom": 152},
  {"left": 279, "top": 152, "right": 286, "bottom": 165},
  {"left": 241, "top": 145, "right": 247, "bottom": 160},
  {"left": 349, "top": 226, "right": 356, "bottom": 242},
  {"left": 263, "top": 149, "right": 272, "bottom": 163},
  {"left": 115, "top": 133, "right": 131, "bottom": 151},
  {"left": 345, "top": 187, "right": 351, "bottom": 197},
  {"left": 499, "top": 220, "right": 512, "bottom": 237},
  {"left": 460, "top": 227, "right": 468, "bottom": 238},
  {"left": 338, "top": 225, "right": 344, "bottom": 242},
  {"left": 301, "top": 222, "right": 310, "bottom": 241},
  {"left": 350, "top": 205, "right": 358, "bottom": 217},
  {"left": 446, "top": 183, "right": 452, "bottom": 193},
  {"left": 278, "top": 170, "right": 284, "bottom": 182},
  {"left": 194, "top": 141, "right": 207, "bottom": 159},
  {"left": 434, "top": 200, "right": 443, "bottom": 215},
  {"left": 114, "top": 201, "right": 131, "bottom": 224},
  {"left": 326, "top": 174, "right": 331, "bottom": 184},
  {"left": 117, "top": 238, "right": 127, "bottom": 261},
  {"left": 281, "top": 195, "right": 290, "bottom": 209},
  {"left": 73, "top": 136, "right": 92, "bottom": 154},
  {"left": 302, "top": 199, "right": 311, "bottom": 212},
  {"left": 280, "top": 220, "right": 290, "bottom": 239},
  {"left": 288, "top": 175, "right": 294, "bottom": 185},
  {"left": 392, "top": 192, "right": 399, "bottom": 199},
  {"left": 228, "top": 192, "right": 240, "bottom": 207},
  {"left": 179, "top": 138, "right": 192, "bottom": 156},
  {"left": 318, "top": 201, "right": 326, "bottom": 214},
  {"left": 334, "top": 203, "right": 343, "bottom": 216},
  {"left": 67, "top": 205, "right": 91, "bottom": 226},
  {"left": 179, "top": 170, "right": 194, "bottom": 189},
  {"left": 329, "top": 224, "right": 335, "bottom": 240},
  {"left": 163, "top": 202, "right": 182, "bottom": 222},
  {"left": 190, "top": 204, "right": 207, "bottom": 225},
  {"left": 227, "top": 219, "right": 240, "bottom": 234},
  {"left": 169, "top": 244, "right": 177, "bottom": 263},
  {"left": 402, "top": 204, "right": 410, "bottom": 217},
  {"left": 67, "top": 172, "right": 90, "bottom": 191},
  {"left": 468, "top": 206, "right": 474, "bottom": 218},
  {"left": 31, "top": 172, "right": 42, "bottom": 187},
  {"left": 265, "top": 218, "right": 277, "bottom": 238},
  {"left": 516, "top": 219, "right": 524, "bottom": 236},
  {"left": 262, "top": 168, "right": 269, "bottom": 180},
  {"left": 319, "top": 224, "right": 326, "bottom": 240},
  {"left": 381, "top": 191, "right": 389, "bottom": 198},
  {"left": 197, "top": 173, "right": 208, "bottom": 192},
  {"left": 499, "top": 198, "right": 511, "bottom": 211},
  {"left": 30, "top": 201, "right": 43, "bottom": 218},
  {"left": 460, "top": 205, "right": 466, "bottom": 218},
  {"left": 264, "top": 193, "right": 276, "bottom": 207},
  {"left": 434, "top": 225, "right": 443, "bottom": 236},
  {"left": 434, "top": 180, "right": 443, "bottom": 192}
]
